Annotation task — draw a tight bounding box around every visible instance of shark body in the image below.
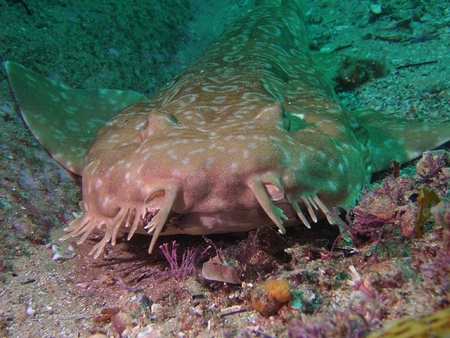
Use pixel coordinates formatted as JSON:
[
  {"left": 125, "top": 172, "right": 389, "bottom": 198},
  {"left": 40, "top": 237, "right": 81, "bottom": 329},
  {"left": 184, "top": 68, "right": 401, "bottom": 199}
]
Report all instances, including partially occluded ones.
[{"left": 6, "top": 3, "right": 450, "bottom": 257}]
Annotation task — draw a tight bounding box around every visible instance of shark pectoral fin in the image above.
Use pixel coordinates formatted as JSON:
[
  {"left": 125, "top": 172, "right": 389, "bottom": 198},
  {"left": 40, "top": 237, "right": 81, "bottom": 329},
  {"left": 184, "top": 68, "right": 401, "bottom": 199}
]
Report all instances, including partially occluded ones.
[
  {"left": 5, "top": 61, "right": 147, "bottom": 175},
  {"left": 353, "top": 109, "right": 450, "bottom": 172}
]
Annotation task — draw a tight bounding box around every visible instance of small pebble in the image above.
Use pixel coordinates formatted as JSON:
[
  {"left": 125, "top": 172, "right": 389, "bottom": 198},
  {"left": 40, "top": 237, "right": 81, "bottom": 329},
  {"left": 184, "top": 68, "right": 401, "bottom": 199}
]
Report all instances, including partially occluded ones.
[{"left": 25, "top": 307, "right": 35, "bottom": 316}]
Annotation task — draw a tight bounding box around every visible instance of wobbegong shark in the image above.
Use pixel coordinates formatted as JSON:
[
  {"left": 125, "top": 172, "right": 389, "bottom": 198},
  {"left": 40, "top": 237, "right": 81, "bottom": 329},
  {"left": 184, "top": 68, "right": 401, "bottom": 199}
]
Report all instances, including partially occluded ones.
[{"left": 5, "top": 1, "right": 450, "bottom": 258}]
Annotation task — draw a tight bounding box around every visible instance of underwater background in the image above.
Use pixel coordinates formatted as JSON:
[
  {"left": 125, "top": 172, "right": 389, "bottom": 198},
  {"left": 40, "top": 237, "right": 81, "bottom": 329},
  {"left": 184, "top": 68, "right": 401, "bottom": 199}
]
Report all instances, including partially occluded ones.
[{"left": 0, "top": 0, "right": 449, "bottom": 336}]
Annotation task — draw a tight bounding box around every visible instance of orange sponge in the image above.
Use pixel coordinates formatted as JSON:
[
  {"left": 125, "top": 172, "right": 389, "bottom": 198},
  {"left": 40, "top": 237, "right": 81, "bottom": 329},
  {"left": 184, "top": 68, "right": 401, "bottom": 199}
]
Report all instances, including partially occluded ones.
[{"left": 251, "top": 279, "right": 292, "bottom": 315}]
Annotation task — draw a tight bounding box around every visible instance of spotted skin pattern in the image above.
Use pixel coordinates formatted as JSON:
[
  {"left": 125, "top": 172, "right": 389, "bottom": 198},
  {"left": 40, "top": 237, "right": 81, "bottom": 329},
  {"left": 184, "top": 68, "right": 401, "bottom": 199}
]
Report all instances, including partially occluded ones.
[{"left": 6, "top": 4, "right": 450, "bottom": 257}]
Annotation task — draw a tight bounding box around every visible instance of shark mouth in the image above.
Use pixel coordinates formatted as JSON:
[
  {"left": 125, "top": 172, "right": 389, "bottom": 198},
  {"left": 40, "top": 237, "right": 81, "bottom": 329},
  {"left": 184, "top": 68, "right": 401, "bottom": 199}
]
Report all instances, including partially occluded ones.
[{"left": 62, "top": 180, "right": 337, "bottom": 258}]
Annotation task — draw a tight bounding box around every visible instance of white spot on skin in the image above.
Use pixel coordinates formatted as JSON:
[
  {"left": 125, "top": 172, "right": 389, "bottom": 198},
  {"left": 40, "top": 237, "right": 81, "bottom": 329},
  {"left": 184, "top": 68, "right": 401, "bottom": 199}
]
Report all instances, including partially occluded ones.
[
  {"left": 95, "top": 179, "right": 103, "bottom": 189},
  {"left": 189, "top": 148, "right": 206, "bottom": 155},
  {"left": 225, "top": 135, "right": 234, "bottom": 141},
  {"left": 327, "top": 181, "right": 337, "bottom": 191},
  {"left": 205, "top": 157, "right": 215, "bottom": 167},
  {"left": 124, "top": 172, "right": 131, "bottom": 182},
  {"left": 102, "top": 196, "right": 111, "bottom": 208},
  {"left": 168, "top": 149, "right": 177, "bottom": 160},
  {"left": 317, "top": 151, "right": 327, "bottom": 158}
]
